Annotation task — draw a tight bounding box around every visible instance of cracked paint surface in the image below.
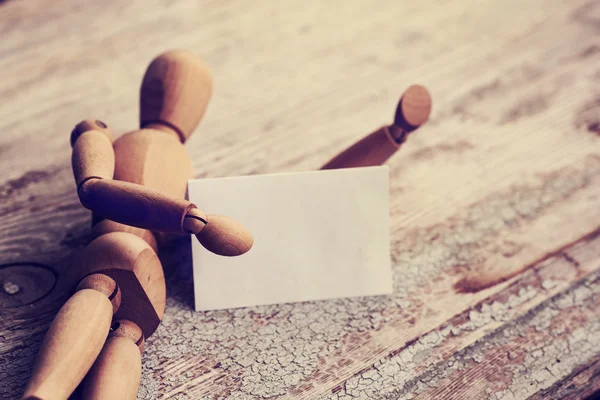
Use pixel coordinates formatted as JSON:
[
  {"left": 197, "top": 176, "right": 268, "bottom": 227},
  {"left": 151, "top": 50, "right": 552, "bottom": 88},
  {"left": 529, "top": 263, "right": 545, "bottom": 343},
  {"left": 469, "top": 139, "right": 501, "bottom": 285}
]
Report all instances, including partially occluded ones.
[
  {"left": 317, "top": 262, "right": 600, "bottom": 399},
  {"left": 132, "top": 154, "right": 600, "bottom": 399}
]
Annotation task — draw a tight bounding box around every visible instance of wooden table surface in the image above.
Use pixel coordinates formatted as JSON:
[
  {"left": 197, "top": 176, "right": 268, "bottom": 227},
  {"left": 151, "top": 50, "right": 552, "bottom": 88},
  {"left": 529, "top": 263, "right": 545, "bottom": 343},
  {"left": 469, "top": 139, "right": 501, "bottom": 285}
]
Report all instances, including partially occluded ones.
[{"left": 1, "top": 0, "right": 599, "bottom": 399}]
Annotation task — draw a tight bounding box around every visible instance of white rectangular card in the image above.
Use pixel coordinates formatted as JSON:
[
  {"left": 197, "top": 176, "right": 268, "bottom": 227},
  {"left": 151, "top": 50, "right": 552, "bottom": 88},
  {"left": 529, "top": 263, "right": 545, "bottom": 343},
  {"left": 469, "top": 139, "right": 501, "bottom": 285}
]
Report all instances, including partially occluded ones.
[{"left": 188, "top": 166, "right": 391, "bottom": 311}]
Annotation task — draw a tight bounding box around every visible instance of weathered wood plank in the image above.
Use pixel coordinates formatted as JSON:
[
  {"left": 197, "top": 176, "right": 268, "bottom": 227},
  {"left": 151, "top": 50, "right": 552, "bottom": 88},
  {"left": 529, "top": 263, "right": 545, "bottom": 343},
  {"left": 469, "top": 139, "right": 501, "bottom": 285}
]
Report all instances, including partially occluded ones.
[
  {"left": 318, "top": 230, "right": 600, "bottom": 399},
  {"left": 0, "top": 0, "right": 599, "bottom": 398}
]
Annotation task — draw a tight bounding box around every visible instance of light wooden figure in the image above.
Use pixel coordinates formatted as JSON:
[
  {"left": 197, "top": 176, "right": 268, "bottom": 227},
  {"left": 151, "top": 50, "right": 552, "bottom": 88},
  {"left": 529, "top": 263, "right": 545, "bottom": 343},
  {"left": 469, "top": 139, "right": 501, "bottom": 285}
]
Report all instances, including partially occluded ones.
[
  {"left": 321, "top": 85, "right": 432, "bottom": 169},
  {"left": 22, "top": 51, "right": 253, "bottom": 400},
  {"left": 22, "top": 48, "right": 430, "bottom": 398}
]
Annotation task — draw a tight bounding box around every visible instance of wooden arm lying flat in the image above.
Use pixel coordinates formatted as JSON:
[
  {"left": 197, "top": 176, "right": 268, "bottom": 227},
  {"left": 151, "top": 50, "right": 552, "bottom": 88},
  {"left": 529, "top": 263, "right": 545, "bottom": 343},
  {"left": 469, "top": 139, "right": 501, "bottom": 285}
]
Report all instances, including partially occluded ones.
[{"left": 321, "top": 85, "right": 432, "bottom": 169}]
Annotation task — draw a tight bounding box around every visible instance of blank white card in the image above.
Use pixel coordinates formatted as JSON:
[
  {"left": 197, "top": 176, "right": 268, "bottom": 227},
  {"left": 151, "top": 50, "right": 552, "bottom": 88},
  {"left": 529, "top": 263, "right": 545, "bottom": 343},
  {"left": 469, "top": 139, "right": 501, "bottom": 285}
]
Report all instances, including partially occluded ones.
[{"left": 188, "top": 166, "right": 392, "bottom": 311}]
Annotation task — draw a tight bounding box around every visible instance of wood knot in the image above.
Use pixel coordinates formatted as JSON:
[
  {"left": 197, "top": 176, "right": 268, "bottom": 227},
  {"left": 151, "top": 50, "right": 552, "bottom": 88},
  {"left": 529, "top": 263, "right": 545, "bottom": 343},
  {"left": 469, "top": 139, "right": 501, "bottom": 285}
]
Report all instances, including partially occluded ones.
[{"left": 0, "top": 263, "right": 57, "bottom": 308}]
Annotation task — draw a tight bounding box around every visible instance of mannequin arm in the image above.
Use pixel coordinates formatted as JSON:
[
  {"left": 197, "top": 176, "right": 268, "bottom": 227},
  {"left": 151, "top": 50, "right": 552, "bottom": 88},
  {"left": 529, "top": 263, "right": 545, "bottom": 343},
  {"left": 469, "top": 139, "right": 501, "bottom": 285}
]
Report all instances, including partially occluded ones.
[
  {"left": 321, "top": 85, "right": 432, "bottom": 169},
  {"left": 70, "top": 121, "right": 253, "bottom": 256}
]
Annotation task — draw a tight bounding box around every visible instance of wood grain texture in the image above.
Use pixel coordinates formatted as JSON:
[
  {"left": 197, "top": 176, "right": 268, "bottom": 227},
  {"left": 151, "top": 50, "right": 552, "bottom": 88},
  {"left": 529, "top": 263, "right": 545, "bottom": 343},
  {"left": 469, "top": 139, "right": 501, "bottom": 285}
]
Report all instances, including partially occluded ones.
[
  {"left": 321, "top": 85, "right": 432, "bottom": 169},
  {"left": 82, "top": 336, "right": 143, "bottom": 400},
  {"left": 139, "top": 50, "right": 213, "bottom": 142},
  {"left": 78, "top": 178, "right": 195, "bottom": 234},
  {"left": 0, "top": 0, "right": 599, "bottom": 399},
  {"left": 112, "top": 129, "right": 193, "bottom": 199},
  {"left": 195, "top": 214, "right": 254, "bottom": 257},
  {"left": 22, "top": 287, "right": 115, "bottom": 400},
  {"left": 320, "top": 126, "right": 401, "bottom": 170},
  {"left": 82, "top": 320, "right": 145, "bottom": 400},
  {"left": 75, "top": 232, "right": 166, "bottom": 337},
  {"left": 71, "top": 130, "right": 115, "bottom": 187}
]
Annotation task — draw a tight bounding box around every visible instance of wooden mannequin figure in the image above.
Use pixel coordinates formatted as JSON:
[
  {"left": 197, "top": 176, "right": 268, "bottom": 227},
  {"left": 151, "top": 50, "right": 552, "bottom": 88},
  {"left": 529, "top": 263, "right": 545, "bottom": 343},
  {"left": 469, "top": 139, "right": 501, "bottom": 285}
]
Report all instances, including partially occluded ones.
[
  {"left": 21, "top": 45, "right": 431, "bottom": 399},
  {"left": 22, "top": 51, "right": 253, "bottom": 400}
]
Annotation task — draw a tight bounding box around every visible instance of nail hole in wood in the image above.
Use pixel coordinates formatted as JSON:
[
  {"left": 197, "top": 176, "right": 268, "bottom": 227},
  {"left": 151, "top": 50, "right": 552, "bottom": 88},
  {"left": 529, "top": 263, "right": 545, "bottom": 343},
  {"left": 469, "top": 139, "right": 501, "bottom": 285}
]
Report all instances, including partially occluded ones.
[{"left": 3, "top": 280, "right": 20, "bottom": 294}]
